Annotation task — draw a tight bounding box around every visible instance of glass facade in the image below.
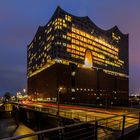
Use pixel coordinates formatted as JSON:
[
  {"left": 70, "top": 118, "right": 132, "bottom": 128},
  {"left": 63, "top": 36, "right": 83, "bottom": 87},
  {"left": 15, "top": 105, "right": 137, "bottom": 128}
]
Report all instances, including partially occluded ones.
[{"left": 27, "top": 6, "right": 128, "bottom": 78}]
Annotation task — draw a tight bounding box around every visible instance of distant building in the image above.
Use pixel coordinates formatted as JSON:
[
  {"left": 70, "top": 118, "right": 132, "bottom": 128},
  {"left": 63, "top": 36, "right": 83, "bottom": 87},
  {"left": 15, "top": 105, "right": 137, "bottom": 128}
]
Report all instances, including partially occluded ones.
[{"left": 27, "top": 6, "right": 129, "bottom": 106}]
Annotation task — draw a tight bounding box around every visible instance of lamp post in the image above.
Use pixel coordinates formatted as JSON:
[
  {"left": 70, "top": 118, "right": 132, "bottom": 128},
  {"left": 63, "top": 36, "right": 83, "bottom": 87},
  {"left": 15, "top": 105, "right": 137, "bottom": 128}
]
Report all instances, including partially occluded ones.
[
  {"left": 96, "top": 67, "right": 100, "bottom": 106},
  {"left": 57, "top": 87, "right": 63, "bottom": 118}
]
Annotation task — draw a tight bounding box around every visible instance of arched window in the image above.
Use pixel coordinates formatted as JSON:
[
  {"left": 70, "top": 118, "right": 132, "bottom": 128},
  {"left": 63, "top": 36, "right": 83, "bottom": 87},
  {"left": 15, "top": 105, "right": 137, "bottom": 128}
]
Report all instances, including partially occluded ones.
[{"left": 84, "top": 50, "right": 93, "bottom": 68}]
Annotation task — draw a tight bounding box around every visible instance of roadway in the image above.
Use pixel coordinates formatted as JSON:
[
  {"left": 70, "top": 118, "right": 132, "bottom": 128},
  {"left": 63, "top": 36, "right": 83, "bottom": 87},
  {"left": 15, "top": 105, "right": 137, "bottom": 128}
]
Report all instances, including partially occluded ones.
[
  {"left": 17, "top": 101, "right": 140, "bottom": 125},
  {"left": 19, "top": 101, "right": 117, "bottom": 121}
]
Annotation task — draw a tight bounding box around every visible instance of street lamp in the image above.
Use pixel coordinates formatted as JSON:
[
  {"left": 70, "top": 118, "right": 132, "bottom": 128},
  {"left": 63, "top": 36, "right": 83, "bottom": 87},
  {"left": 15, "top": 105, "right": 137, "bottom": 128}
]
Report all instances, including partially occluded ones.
[
  {"left": 23, "top": 89, "right": 26, "bottom": 94},
  {"left": 57, "top": 86, "right": 63, "bottom": 118}
]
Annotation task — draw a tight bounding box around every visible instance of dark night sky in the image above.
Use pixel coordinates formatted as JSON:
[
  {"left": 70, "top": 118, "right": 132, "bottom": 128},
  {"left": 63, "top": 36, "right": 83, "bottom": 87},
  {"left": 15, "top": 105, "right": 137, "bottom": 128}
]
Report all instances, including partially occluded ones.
[{"left": 0, "top": 0, "right": 140, "bottom": 96}]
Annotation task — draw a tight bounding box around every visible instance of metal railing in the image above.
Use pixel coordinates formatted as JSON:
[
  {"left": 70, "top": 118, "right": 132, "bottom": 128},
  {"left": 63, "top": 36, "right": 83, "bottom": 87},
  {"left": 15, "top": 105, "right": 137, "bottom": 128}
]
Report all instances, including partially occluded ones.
[
  {"left": 14, "top": 103, "right": 109, "bottom": 122},
  {"left": 96, "top": 113, "right": 140, "bottom": 140},
  {"left": 2, "top": 121, "right": 96, "bottom": 140},
  {"left": 6, "top": 103, "right": 140, "bottom": 140},
  {"left": 1, "top": 112, "right": 140, "bottom": 140}
]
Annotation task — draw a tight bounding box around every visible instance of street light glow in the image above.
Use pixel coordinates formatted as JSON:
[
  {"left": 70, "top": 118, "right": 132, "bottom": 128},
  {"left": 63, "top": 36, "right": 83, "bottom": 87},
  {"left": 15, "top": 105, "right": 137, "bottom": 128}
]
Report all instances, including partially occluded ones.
[
  {"left": 23, "top": 89, "right": 26, "bottom": 93},
  {"left": 59, "top": 87, "right": 63, "bottom": 92}
]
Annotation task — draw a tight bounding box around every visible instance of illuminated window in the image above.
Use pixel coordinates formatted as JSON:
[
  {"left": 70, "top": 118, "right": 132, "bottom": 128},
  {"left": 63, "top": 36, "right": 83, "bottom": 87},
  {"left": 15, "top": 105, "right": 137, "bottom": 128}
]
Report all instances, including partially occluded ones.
[
  {"left": 71, "top": 88, "right": 75, "bottom": 92},
  {"left": 63, "top": 43, "right": 66, "bottom": 46},
  {"left": 39, "top": 36, "right": 41, "bottom": 40},
  {"left": 67, "top": 36, "right": 71, "bottom": 40},
  {"left": 84, "top": 50, "right": 93, "bottom": 68},
  {"left": 72, "top": 71, "right": 76, "bottom": 76},
  {"left": 65, "top": 15, "right": 72, "bottom": 22},
  {"left": 63, "top": 23, "right": 67, "bottom": 28}
]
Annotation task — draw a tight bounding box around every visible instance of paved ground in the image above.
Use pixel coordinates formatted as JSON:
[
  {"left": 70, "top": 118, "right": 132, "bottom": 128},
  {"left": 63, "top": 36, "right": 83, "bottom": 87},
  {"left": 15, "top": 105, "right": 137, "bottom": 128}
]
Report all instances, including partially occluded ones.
[{"left": 14, "top": 124, "right": 37, "bottom": 140}]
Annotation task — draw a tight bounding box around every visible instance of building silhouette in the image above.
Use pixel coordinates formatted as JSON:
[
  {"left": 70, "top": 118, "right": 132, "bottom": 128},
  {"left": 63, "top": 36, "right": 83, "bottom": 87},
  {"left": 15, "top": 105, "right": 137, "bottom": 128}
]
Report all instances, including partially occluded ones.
[{"left": 27, "top": 6, "right": 129, "bottom": 106}]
